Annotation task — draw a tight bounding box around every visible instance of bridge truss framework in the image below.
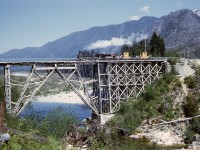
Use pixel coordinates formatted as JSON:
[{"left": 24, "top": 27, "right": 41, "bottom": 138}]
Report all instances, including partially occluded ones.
[
  {"left": 0, "top": 59, "right": 166, "bottom": 116},
  {"left": 93, "top": 60, "right": 166, "bottom": 114}
]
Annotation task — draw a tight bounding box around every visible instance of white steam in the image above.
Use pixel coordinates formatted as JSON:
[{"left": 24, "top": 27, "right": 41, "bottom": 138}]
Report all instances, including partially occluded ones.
[
  {"left": 85, "top": 33, "right": 148, "bottom": 50},
  {"left": 139, "top": 6, "right": 150, "bottom": 14},
  {"left": 130, "top": 15, "right": 141, "bottom": 20}
]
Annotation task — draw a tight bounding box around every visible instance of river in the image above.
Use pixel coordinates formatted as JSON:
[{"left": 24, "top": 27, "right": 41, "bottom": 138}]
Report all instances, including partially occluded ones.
[{"left": 21, "top": 101, "right": 91, "bottom": 121}]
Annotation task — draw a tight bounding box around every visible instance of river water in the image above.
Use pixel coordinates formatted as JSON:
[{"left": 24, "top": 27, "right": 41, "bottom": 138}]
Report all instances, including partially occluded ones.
[{"left": 21, "top": 101, "right": 91, "bottom": 121}]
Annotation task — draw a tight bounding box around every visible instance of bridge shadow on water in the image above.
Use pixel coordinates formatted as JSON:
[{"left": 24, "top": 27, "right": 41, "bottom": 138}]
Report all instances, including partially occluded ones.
[{"left": 20, "top": 102, "right": 91, "bottom": 121}]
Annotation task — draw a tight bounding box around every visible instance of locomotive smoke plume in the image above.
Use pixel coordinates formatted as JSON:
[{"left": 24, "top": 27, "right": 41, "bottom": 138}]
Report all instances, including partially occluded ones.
[{"left": 86, "top": 33, "right": 148, "bottom": 49}]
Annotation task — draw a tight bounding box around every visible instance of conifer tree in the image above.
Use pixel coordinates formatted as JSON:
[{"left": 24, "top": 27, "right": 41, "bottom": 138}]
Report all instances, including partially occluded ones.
[{"left": 150, "top": 32, "right": 165, "bottom": 56}]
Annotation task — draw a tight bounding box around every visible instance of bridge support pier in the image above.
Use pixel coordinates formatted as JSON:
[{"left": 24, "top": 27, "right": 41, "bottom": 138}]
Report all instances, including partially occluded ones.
[
  {"left": 91, "top": 112, "right": 114, "bottom": 124},
  {"left": 4, "top": 65, "right": 11, "bottom": 115}
]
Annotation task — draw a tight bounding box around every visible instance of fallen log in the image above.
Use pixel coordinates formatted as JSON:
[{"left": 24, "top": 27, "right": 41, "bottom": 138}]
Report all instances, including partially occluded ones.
[{"left": 142, "top": 115, "right": 200, "bottom": 128}]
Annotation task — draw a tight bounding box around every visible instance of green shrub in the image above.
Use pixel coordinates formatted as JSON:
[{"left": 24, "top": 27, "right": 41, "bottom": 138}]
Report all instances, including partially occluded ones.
[
  {"left": 107, "top": 100, "right": 145, "bottom": 132},
  {"left": 6, "top": 106, "right": 77, "bottom": 139},
  {"left": 184, "top": 118, "right": 200, "bottom": 144},
  {"left": 167, "top": 57, "right": 180, "bottom": 65},
  {"left": 11, "top": 86, "right": 20, "bottom": 102},
  {"left": 175, "top": 79, "right": 182, "bottom": 88},
  {"left": 2, "top": 135, "right": 62, "bottom": 150},
  {"left": 4, "top": 106, "right": 77, "bottom": 149},
  {"left": 188, "top": 118, "right": 200, "bottom": 133},
  {"left": 184, "top": 76, "right": 197, "bottom": 89},
  {"left": 142, "top": 85, "right": 160, "bottom": 102},
  {"left": 163, "top": 73, "right": 176, "bottom": 84},
  {"left": 156, "top": 79, "right": 169, "bottom": 93},
  {"left": 36, "top": 107, "right": 77, "bottom": 139},
  {"left": 184, "top": 130, "right": 195, "bottom": 144},
  {"left": 165, "top": 51, "right": 180, "bottom": 57},
  {"left": 183, "top": 95, "right": 199, "bottom": 117}
]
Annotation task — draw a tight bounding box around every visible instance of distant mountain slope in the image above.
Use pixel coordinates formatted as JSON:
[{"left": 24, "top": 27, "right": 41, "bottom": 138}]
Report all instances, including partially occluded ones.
[
  {"left": 156, "top": 9, "right": 200, "bottom": 50},
  {"left": 1, "top": 8, "right": 200, "bottom": 58}
]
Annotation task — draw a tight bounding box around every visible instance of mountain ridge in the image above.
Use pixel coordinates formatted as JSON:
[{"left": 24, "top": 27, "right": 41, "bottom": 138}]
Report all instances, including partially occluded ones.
[{"left": 1, "top": 8, "right": 200, "bottom": 58}]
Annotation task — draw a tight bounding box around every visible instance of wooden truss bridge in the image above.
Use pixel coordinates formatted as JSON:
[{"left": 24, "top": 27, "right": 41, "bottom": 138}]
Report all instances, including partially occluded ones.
[{"left": 0, "top": 58, "right": 166, "bottom": 116}]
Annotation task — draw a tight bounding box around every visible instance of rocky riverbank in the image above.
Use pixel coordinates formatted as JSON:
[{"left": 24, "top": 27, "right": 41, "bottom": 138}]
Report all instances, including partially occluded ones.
[
  {"left": 133, "top": 124, "right": 186, "bottom": 146},
  {"left": 130, "top": 117, "right": 200, "bottom": 149}
]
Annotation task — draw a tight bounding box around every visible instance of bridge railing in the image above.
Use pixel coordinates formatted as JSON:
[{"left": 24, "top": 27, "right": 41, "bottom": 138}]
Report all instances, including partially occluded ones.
[
  {"left": 0, "top": 57, "right": 174, "bottom": 65},
  {"left": 0, "top": 57, "right": 176, "bottom": 62},
  {"left": 0, "top": 58, "right": 79, "bottom": 63}
]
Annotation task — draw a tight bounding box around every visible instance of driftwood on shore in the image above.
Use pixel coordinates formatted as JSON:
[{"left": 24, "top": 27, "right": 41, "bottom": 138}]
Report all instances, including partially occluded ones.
[{"left": 142, "top": 115, "right": 200, "bottom": 128}]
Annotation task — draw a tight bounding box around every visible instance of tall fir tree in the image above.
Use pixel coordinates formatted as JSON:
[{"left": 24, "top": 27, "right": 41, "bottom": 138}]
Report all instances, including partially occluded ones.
[{"left": 150, "top": 32, "right": 165, "bottom": 56}]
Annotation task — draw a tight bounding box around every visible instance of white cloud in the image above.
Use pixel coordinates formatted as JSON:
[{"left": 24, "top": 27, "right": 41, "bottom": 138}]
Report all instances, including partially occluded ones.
[
  {"left": 130, "top": 15, "right": 141, "bottom": 20},
  {"left": 86, "top": 37, "right": 131, "bottom": 49},
  {"left": 139, "top": 6, "right": 150, "bottom": 14},
  {"left": 85, "top": 33, "right": 148, "bottom": 49}
]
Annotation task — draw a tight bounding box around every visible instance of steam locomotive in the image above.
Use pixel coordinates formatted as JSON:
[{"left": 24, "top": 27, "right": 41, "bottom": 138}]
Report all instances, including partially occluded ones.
[
  {"left": 77, "top": 50, "right": 149, "bottom": 60},
  {"left": 77, "top": 50, "right": 117, "bottom": 60}
]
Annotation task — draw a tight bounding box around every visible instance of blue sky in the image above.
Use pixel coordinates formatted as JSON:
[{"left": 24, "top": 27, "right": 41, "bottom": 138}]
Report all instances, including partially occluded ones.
[{"left": 0, "top": 0, "right": 199, "bottom": 53}]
